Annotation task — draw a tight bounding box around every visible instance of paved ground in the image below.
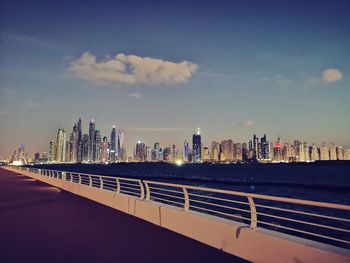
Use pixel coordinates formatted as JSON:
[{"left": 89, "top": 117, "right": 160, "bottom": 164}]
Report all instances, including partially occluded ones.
[{"left": 0, "top": 168, "right": 248, "bottom": 263}]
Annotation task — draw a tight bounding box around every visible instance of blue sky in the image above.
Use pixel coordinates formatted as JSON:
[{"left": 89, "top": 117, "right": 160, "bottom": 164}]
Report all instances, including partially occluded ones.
[{"left": 0, "top": 0, "right": 350, "bottom": 158}]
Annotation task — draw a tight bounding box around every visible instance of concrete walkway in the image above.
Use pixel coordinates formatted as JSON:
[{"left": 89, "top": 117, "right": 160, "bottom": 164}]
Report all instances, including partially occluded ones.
[{"left": 0, "top": 168, "right": 248, "bottom": 263}]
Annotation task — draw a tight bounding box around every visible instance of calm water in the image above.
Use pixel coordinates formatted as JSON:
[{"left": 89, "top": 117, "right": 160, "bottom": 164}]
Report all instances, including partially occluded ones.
[{"left": 31, "top": 161, "right": 350, "bottom": 204}]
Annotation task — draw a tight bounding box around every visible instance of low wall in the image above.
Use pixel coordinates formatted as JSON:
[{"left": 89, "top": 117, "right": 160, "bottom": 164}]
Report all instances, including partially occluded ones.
[{"left": 5, "top": 166, "right": 350, "bottom": 263}]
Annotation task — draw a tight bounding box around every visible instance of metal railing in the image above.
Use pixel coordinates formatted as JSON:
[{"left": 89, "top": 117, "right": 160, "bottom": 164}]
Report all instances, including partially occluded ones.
[{"left": 16, "top": 166, "right": 350, "bottom": 247}]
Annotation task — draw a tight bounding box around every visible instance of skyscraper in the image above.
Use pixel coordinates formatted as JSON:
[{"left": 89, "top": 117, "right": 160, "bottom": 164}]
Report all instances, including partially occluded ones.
[
  {"left": 94, "top": 129, "right": 101, "bottom": 162},
  {"left": 118, "top": 129, "right": 126, "bottom": 161},
  {"left": 192, "top": 128, "right": 201, "bottom": 163},
  {"left": 320, "top": 142, "right": 330, "bottom": 161},
  {"left": 135, "top": 141, "right": 146, "bottom": 162},
  {"left": 101, "top": 136, "right": 108, "bottom": 163},
  {"left": 54, "top": 128, "right": 66, "bottom": 162},
  {"left": 184, "top": 140, "right": 190, "bottom": 163},
  {"left": 82, "top": 133, "right": 89, "bottom": 162},
  {"left": 88, "top": 119, "right": 95, "bottom": 162},
  {"left": 77, "top": 118, "right": 83, "bottom": 162},
  {"left": 49, "top": 140, "right": 55, "bottom": 162},
  {"left": 110, "top": 126, "right": 117, "bottom": 162}
]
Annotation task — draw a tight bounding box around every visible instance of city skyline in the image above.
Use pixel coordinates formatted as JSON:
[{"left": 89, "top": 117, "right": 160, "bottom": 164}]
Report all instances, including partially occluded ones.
[
  {"left": 1, "top": 0, "right": 350, "bottom": 158},
  {"left": 6, "top": 116, "right": 350, "bottom": 163}
]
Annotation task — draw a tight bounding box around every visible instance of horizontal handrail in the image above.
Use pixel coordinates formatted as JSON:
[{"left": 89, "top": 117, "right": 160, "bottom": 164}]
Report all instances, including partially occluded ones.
[
  {"left": 14, "top": 166, "right": 350, "bottom": 247},
  {"left": 143, "top": 180, "right": 350, "bottom": 211}
]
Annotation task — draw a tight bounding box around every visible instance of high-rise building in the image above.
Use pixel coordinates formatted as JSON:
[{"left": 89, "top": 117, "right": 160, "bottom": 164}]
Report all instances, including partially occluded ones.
[
  {"left": 343, "top": 149, "right": 350, "bottom": 160},
  {"left": 49, "top": 140, "right": 55, "bottom": 162},
  {"left": 202, "top": 147, "right": 210, "bottom": 161},
  {"left": 183, "top": 140, "right": 190, "bottom": 163},
  {"left": 82, "top": 134, "right": 89, "bottom": 162},
  {"left": 220, "top": 140, "right": 233, "bottom": 162},
  {"left": 253, "top": 134, "right": 259, "bottom": 160},
  {"left": 337, "top": 146, "right": 344, "bottom": 160},
  {"left": 192, "top": 128, "right": 202, "bottom": 163},
  {"left": 101, "top": 136, "right": 108, "bottom": 163},
  {"left": 77, "top": 118, "right": 83, "bottom": 162},
  {"left": 135, "top": 141, "right": 147, "bottom": 162},
  {"left": 320, "top": 142, "right": 330, "bottom": 161},
  {"left": 54, "top": 128, "right": 66, "bottom": 162},
  {"left": 242, "top": 143, "right": 248, "bottom": 161},
  {"left": 110, "top": 126, "right": 117, "bottom": 162},
  {"left": 329, "top": 143, "right": 337, "bottom": 160},
  {"left": 118, "top": 129, "right": 126, "bottom": 161},
  {"left": 154, "top": 142, "right": 160, "bottom": 161},
  {"left": 210, "top": 141, "right": 219, "bottom": 162},
  {"left": 88, "top": 119, "right": 95, "bottom": 162},
  {"left": 94, "top": 130, "right": 101, "bottom": 162},
  {"left": 235, "top": 143, "right": 243, "bottom": 162},
  {"left": 310, "top": 143, "right": 319, "bottom": 161}
]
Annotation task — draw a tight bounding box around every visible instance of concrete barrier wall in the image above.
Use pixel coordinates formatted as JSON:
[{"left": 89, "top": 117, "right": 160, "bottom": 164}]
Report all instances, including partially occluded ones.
[{"left": 6, "top": 167, "right": 350, "bottom": 263}]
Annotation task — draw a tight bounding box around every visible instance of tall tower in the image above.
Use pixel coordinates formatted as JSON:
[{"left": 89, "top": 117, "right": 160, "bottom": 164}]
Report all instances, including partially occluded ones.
[
  {"left": 88, "top": 118, "right": 95, "bottom": 162},
  {"left": 111, "top": 126, "right": 117, "bottom": 162},
  {"left": 118, "top": 129, "right": 125, "bottom": 161},
  {"left": 55, "top": 128, "right": 66, "bottom": 162},
  {"left": 192, "top": 128, "right": 202, "bottom": 163},
  {"left": 101, "top": 136, "right": 108, "bottom": 163},
  {"left": 77, "top": 118, "right": 82, "bottom": 162},
  {"left": 94, "top": 129, "right": 101, "bottom": 162},
  {"left": 184, "top": 140, "right": 190, "bottom": 163}
]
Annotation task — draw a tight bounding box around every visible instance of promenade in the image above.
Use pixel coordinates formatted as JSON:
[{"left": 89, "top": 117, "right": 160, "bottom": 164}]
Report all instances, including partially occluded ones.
[{"left": 0, "top": 168, "right": 247, "bottom": 263}]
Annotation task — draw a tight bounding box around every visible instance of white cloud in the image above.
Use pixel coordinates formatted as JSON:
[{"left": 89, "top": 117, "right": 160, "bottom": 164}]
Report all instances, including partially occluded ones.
[
  {"left": 322, "top": 68, "right": 343, "bottom": 83},
  {"left": 69, "top": 52, "right": 198, "bottom": 86},
  {"left": 238, "top": 120, "right": 254, "bottom": 128},
  {"left": 128, "top": 92, "right": 143, "bottom": 99}
]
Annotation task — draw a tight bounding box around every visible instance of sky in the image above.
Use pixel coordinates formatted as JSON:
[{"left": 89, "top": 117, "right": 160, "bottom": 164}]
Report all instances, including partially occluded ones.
[{"left": 0, "top": 0, "right": 350, "bottom": 158}]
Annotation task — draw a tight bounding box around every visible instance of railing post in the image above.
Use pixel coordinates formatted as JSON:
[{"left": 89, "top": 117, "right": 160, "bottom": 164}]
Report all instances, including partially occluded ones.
[
  {"left": 144, "top": 182, "right": 150, "bottom": 201},
  {"left": 139, "top": 181, "right": 145, "bottom": 200},
  {"left": 116, "top": 178, "right": 120, "bottom": 194},
  {"left": 247, "top": 195, "right": 258, "bottom": 229},
  {"left": 62, "top": 172, "right": 66, "bottom": 181},
  {"left": 100, "top": 177, "right": 104, "bottom": 189},
  {"left": 89, "top": 175, "right": 92, "bottom": 187},
  {"left": 183, "top": 187, "right": 190, "bottom": 211},
  {"left": 78, "top": 174, "right": 82, "bottom": 184},
  {"left": 70, "top": 173, "right": 73, "bottom": 182}
]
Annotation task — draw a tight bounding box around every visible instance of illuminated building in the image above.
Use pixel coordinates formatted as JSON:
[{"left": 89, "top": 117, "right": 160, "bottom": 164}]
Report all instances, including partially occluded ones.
[
  {"left": 82, "top": 134, "right": 89, "bottom": 162},
  {"left": 184, "top": 140, "right": 190, "bottom": 163},
  {"left": 154, "top": 142, "right": 160, "bottom": 161},
  {"left": 135, "top": 141, "right": 146, "bottom": 162},
  {"left": 77, "top": 118, "right": 83, "bottom": 162},
  {"left": 88, "top": 119, "right": 95, "bottom": 162},
  {"left": 242, "top": 143, "right": 248, "bottom": 161},
  {"left": 94, "top": 130, "right": 101, "bottom": 162},
  {"left": 110, "top": 126, "right": 117, "bottom": 162},
  {"left": 211, "top": 141, "right": 219, "bottom": 162},
  {"left": 273, "top": 137, "right": 282, "bottom": 162},
  {"left": 192, "top": 128, "right": 202, "bottom": 163},
  {"left": 54, "top": 128, "right": 66, "bottom": 162},
  {"left": 118, "top": 129, "right": 126, "bottom": 161},
  {"left": 303, "top": 142, "right": 310, "bottom": 162},
  {"left": 234, "top": 143, "right": 242, "bottom": 162},
  {"left": 101, "top": 136, "right": 108, "bottom": 163},
  {"left": 49, "top": 140, "right": 55, "bottom": 162},
  {"left": 202, "top": 147, "right": 210, "bottom": 161},
  {"left": 320, "top": 142, "right": 329, "bottom": 160},
  {"left": 337, "top": 146, "right": 344, "bottom": 160},
  {"left": 253, "top": 134, "right": 259, "bottom": 160},
  {"left": 310, "top": 143, "right": 319, "bottom": 161},
  {"left": 329, "top": 143, "right": 337, "bottom": 160},
  {"left": 344, "top": 149, "right": 350, "bottom": 160}
]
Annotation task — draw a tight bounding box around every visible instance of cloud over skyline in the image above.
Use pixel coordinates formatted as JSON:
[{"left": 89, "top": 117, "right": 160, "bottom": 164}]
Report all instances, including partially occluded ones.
[
  {"left": 69, "top": 52, "right": 198, "bottom": 86},
  {"left": 322, "top": 68, "right": 343, "bottom": 83}
]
